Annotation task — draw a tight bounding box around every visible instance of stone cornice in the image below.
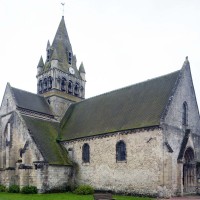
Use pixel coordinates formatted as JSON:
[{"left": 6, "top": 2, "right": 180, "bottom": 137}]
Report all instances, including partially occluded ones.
[{"left": 61, "top": 125, "right": 161, "bottom": 145}]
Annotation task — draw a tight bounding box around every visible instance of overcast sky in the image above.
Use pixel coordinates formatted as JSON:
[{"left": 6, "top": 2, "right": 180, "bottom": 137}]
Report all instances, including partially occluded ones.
[{"left": 0, "top": 0, "right": 200, "bottom": 108}]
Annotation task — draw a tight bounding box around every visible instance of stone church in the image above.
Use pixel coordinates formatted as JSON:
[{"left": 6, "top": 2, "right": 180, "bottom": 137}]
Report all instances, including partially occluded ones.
[{"left": 0, "top": 16, "right": 200, "bottom": 198}]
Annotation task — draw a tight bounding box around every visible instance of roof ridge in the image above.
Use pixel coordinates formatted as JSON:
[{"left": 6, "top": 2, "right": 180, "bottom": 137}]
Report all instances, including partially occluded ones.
[
  {"left": 11, "top": 86, "right": 42, "bottom": 98},
  {"left": 74, "top": 69, "right": 181, "bottom": 106}
]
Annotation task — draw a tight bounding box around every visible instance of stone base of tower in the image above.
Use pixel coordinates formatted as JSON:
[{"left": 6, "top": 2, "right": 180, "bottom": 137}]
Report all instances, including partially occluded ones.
[{"left": 42, "top": 89, "right": 83, "bottom": 120}]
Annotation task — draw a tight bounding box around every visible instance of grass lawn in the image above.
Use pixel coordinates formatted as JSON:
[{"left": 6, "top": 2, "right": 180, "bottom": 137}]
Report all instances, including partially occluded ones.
[{"left": 0, "top": 192, "right": 154, "bottom": 200}]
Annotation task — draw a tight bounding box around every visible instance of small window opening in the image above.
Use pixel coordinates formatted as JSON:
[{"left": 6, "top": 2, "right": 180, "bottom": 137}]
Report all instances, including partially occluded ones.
[
  {"left": 47, "top": 50, "right": 50, "bottom": 62},
  {"left": 68, "top": 52, "right": 72, "bottom": 65},
  {"left": 61, "top": 78, "right": 66, "bottom": 91},
  {"left": 116, "top": 140, "right": 126, "bottom": 162},
  {"left": 68, "top": 81, "right": 73, "bottom": 94},
  {"left": 48, "top": 76, "right": 53, "bottom": 89},
  {"left": 182, "top": 102, "right": 188, "bottom": 126},
  {"left": 74, "top": 83, "right": 80, "bottom": 96},
  {"left": 82, "top": 143, "right": 90, "bottom": 163},
  {"left": 43, "top": 78, "right": 48, "bottom": 91}
]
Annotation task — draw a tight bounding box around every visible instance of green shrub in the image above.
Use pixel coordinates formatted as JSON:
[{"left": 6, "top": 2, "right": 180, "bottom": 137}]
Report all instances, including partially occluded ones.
[
  {"left": 0, "top": 184, "right": 6, "bottom": 192},
  {"left": 73, "top": 185, "right": 94, "bottom": 195},
  {"left": 21, "top": 186, "right": 37, "bottom": 194},
  {"left": 8, "top": 185, "right": 20, "bottom": 193},
  {"left": 45, "top": 187, "right": 66, "bottom": 193}
]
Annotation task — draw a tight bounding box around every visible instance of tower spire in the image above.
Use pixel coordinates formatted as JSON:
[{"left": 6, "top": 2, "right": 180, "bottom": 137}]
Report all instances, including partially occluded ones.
[{"left": 36, "top": 15, "right": 86, "bottom": 119}]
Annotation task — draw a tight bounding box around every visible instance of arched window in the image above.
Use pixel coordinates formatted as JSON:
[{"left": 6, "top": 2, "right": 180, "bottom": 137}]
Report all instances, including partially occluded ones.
[
  {"left": 61, "top": 78, "right": 66, "bottom": 91},
  {"left": 116, "top": 140, "right": 126, "bottom": 161},
  {"left": 43, "top": 78, "right": 48, "bottom": 91},
  {"left": 74, "top": 83, "right": 80, "bottom": 96},
  {"left": 82, "top": 143, "right": 90, "bottom": 163},
  {"left": 68, "top": 81, "right": 73, "bottom": 94},
  {"left": 48, "top": 76, "right": 53, "bottom": 89},
  {"left": 182, "top": 102, "right": 188, "bottom": 126}
]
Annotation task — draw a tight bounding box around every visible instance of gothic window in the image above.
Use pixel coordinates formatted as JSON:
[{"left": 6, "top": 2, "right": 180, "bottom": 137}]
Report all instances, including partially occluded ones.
[
  {"left": 48, "top": 76, "right": 53, "bottom": 89},
  {"left": 68, "top": 52, "right": 72, "bottom": 65},
  {"left": 74, "top": 83, "right": 80, "bottom": 96},
  {"left": 182, "top": 102, "right": 188, "bottom": 126},
  {"left": 68, "top": 81, "right": 73, "bottom": 94},
  {"left": 43, "top": 78, "right": 48, "bottom": 91},
  {"left": 39, "top": 80, "right": 43, "bottom": 93},
  {"left": 61, "top": 78, "right": 66, "bottom": 91},
  {"left": 116, "top": 140, "right": 126, "bottom": 162},
  {"left": 82, "top": 143, "right": 90, "bottom": 163}
]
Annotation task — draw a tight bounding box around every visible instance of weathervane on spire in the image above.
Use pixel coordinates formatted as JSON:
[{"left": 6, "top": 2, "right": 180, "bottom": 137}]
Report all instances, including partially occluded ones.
[{"left": 61, "top": 2, "right": 65, "bottom": 16}]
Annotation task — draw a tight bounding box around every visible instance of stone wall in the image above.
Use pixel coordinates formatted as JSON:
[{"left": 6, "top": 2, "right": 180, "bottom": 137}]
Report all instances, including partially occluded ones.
[
  {"left": 0, "top": 84, "right": 16, "bottom": 116},
  {"left": 0, "top": 84, "right": 72, "bottom": 192},
  {"left": 64, "top": 128, "right": 164, "bottom": 197},
  {"left": 0, "top": 111, "right": 44, "bottom": 188},
  {"left": 161, "top": 64, "right": 200, "bottom": 196},
  {"left": 0, "top": 111, "right": 72, "bottom": 192},
  {"left": 44, "top": 165, "right": 72, "bottom": 192}
]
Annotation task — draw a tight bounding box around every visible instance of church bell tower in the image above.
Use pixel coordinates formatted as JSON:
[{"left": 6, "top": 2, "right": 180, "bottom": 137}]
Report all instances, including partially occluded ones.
[{"left": 36, "top": 16, "right": 86, "bottom": 119}]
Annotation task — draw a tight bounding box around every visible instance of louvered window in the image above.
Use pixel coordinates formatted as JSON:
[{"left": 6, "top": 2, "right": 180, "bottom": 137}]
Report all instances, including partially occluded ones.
[
  {"left": 68, "top": 81, "right": 73, "bottom": 93},
  {"left": 43, "top": 78, "right": 48, "bottom": 91},
  {"left": 61, "top": 78, "right": 66, "bottom": 91},
  {"left": 74, "top": 83, "right": 80, "bottom": 96},
  {"left": 68, "top": 52, "right": 72, "bottom": 65},
  {"left": 48, "top": 76, "right": 53, "bottom": 89}
]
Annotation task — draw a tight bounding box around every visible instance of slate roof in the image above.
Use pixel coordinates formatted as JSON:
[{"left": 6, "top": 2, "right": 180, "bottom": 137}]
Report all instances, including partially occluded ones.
[
  {"left": 21, "top": 114, "right": 70, "bottom": 165},
  {"left": 60, "top": 70, "right": 181, "bottom": 141},
  {"left": 11, "top": 87, "right": 53, "bottom": 116},
  {"left": 37, "top": 56, "right": 44, "bottom": 68},
  {"left": 52, "top": 16, "right": 72, "bottom": 54}
]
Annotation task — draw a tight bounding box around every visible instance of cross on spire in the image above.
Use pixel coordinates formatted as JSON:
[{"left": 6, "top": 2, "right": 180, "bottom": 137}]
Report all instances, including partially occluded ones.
[{"left": 61, "top": 2, "right": 65, "bottom": 16}]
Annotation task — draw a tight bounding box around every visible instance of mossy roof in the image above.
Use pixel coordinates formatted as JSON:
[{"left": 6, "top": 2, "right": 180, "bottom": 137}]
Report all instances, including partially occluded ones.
[
  {"left": 11, "top": 87, "right": 53, "bottom": 116},
  {"left": 60, "top": 70, "right": 180, "bottom": 141},
  {"left": 52, "top": 16, "right": 72, "bottom": 53},
  {"left": 21, "top": 114, "right": 70, "bottom": 165}
]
